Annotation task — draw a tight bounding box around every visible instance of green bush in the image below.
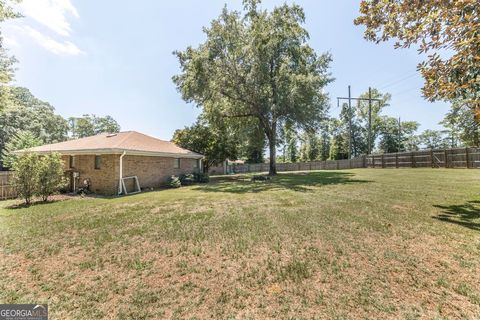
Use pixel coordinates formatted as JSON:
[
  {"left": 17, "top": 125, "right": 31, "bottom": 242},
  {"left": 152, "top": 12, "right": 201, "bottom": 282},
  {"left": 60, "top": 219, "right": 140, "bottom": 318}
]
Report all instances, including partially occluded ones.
[
  {"left": 12, "top": 153, "right": 40, "bottom": 205},
  {"left": 37, "top": 153, "right": 65, "bottom": 202},
  {"left": 12, "top": 152, "right": 66, "bottom": 204},
  {"left": 168, "top": 175, "right": 181, "bottom": 188},
  {"left": 193, "top": 172, "right": 210, "bottom": 183},
  {"left": 179, "top": 173, "right": 195, "bottom": 185}
]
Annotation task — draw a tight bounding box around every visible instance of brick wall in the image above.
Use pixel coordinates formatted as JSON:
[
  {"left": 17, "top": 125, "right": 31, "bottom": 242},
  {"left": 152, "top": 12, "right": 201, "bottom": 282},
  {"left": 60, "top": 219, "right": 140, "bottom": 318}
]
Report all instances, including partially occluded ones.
[
  {"left": 122, "top": 155, "right": 199, "bottom": 190},
  {"left": 62, "top": 155, "right": 119, "bottom": 195},
  {"left": 61, "top": 154, "right": 200, "bottom": 195}
]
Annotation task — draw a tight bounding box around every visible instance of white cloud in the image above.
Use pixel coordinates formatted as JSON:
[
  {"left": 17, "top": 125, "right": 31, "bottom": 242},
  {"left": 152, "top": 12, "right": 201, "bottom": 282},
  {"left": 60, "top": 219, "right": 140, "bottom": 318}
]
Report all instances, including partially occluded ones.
[
  {"left": 3, "top": 36, "right": 19, "bottom": 47},
  {"left": 19, "top": 0, "right": 79, "bottom": 36},
  {"left": 22, "top": 26, "right": 85, "bottom": 56},
  {"left": 5, "top": 0, "right": 85, "bottom": 56}
]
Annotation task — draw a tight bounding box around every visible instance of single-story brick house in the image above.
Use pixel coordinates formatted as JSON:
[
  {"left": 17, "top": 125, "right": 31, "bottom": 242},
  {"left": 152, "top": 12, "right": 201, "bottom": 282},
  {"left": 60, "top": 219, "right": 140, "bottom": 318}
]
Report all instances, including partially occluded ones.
[{"left": 15, "top": 131, "right": 203, "bottom": 195}]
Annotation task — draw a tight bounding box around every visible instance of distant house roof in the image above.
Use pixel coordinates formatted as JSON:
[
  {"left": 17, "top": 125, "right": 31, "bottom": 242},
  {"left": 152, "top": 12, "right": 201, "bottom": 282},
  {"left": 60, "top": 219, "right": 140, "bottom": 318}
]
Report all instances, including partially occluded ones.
[{"left": 15, "top": 131, "right": 203, "bottom": 159}]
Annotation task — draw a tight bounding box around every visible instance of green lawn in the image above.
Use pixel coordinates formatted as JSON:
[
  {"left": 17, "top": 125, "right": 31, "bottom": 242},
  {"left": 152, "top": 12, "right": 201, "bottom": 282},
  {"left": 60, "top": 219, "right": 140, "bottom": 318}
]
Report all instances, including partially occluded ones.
[{"left": 1, "top": 169, "right": 479, "bottom": 319}]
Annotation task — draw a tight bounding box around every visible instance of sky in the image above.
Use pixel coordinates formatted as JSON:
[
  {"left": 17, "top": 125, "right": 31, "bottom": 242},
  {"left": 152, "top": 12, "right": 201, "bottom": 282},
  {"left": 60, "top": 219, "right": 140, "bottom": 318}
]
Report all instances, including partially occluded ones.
[{"left": 3, "top": 0, "right": 450, "bottom": 141}]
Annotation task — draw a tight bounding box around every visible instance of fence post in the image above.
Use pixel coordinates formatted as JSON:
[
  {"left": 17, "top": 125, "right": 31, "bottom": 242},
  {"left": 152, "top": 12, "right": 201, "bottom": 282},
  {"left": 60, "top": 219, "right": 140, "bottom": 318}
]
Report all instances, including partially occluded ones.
[
  {"left": 395, "top": 153, "right": 399, "bottom": 168},
  {"left": 336, "top": 160, "right": 339, "bottom": 170},
  {"left": 430, "top": 149, "right": 434, "bottom": 168},
  {"left": 444, "top": 149, "right": 448, "bottom": 168},
  {"left": 372, "top": 156, "right": 375, "bottom": 168},
  {"left": 381, "top": 154, "right": 385, "bottom": 168},
  {"left": 466, "top": 147, "right": 470, "bottom": 168},
  {"left": 411, "top": 152, "right": 416, "bottom": 168}
]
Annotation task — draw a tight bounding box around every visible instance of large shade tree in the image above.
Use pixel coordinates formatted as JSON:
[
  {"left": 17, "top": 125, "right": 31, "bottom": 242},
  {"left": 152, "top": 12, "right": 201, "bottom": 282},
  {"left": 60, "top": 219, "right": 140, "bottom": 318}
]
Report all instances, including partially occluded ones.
[
  {"left": 355, "top": 0, "right": 480, "bottom": 110},
  {"left": 0, "top": 87, "right": 69, "bottom": 169},
  {"left": 0, "top": 0, "right": 21, "bottom": 112},
  {"left": 173, "top": 0, "right": 332, "bottom": 175}
]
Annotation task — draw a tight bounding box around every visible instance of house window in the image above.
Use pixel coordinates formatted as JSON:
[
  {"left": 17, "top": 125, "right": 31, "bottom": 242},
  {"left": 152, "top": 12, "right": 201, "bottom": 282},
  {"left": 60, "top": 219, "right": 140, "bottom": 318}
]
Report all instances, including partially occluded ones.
[
  {"left": 69, "top": 156, "right": 75, "bottom": 168},
  {"left": 174, "top": 158, "right": 180, "bottom": 169},
  {"left": 94, "top": 155, "right": 101, "bottom": 170},
  {"left": 193, "top": 159, "right": 200, "bottom": 168}
]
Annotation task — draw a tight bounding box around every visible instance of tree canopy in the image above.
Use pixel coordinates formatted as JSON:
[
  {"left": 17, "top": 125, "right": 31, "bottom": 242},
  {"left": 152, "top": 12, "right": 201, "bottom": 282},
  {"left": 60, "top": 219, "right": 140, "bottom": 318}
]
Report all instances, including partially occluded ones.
[
  {"left": 355, "top": 1, "right": 480, "bottom": 109},
  {"left": 172, "top": 120, "right": 238, "bottom": 170},
  {"left": 441, "top": 100, "right": 480, "bottom": 147},
  {"left": 0, "top": 87, "right": 69, "bottom": 168},
  {"left": 69, "top": 114, "right": 121, "bottom": 138},
  {"left": 0, "top": 0, "right": 20, "bottom": 112},
  {"left": 0, "top": 88, "right": 121, "bottom": 169},
  {"left": 173, "top": 0, "right": 332, "bottom": 174}
]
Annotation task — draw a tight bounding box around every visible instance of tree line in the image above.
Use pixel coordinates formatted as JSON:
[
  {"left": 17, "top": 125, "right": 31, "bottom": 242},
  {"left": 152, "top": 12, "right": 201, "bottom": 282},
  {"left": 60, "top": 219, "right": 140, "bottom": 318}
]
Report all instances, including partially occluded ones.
[
  {"left": 0, "top": 88, "right": 121, "bottom": 170},
  {"left": 0, "top": 1, "right": 120, "bottom": 170},
  {"left": 172, "top": 0, "right": 479, "bottom": 172}
]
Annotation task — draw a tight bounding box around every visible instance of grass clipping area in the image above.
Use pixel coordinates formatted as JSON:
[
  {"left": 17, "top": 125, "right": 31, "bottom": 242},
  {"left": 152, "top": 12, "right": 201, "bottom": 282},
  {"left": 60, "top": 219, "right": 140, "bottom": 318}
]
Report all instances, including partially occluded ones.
[{"left": 1, "top": 169, "right": 480, "bottom": 319}]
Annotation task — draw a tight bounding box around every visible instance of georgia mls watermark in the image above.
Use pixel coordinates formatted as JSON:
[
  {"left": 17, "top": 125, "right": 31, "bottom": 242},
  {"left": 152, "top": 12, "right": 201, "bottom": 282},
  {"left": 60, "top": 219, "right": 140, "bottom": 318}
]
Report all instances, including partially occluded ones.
[{"left": 0, "top": 305, "right": 48, "bottom": 320}]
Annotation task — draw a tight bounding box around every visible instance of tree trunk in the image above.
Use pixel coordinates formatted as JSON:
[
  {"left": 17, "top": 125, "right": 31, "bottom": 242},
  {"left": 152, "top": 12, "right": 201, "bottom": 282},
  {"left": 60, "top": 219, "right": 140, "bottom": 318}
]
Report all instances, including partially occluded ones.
[
  {"left": 268, "top": 129, "right": 277, "bottom": 176},
  {"left": 203, "top": 162, "right": 210, "bottom": 174}
]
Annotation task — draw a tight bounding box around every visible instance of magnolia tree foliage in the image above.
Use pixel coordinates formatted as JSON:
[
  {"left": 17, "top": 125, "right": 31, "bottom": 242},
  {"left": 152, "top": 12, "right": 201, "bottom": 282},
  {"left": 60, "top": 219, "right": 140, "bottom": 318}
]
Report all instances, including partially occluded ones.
[
  {"left": 355, "top": 0, "right": 480, "bottom": 109},
  {"left": 173, "top": 0, "right": 332, "bottom": 175}
]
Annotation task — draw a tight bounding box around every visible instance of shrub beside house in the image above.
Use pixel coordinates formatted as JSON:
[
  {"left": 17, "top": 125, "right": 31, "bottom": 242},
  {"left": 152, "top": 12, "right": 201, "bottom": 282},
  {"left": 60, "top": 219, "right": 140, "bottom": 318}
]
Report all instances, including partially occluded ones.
[{"left": 14, "top": 131, "right": 204, "bottom": 195}]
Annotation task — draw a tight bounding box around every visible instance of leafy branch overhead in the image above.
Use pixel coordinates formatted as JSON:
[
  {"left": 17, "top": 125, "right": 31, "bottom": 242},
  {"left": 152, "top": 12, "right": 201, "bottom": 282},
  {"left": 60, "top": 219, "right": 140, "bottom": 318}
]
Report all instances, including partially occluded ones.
[{"left": 355, "top": 0, "right": 480, "bottom": 109}]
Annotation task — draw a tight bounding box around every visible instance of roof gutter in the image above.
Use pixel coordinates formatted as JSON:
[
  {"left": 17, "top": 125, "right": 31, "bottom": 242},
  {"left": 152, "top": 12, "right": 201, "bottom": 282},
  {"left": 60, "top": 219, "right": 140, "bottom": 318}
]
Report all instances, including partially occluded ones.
[
  {"left": 118, "top": 151, "right": 126, "bottom": 195},
  {"left": 13, "top": 148, "right": 203, "bottom": 159}
]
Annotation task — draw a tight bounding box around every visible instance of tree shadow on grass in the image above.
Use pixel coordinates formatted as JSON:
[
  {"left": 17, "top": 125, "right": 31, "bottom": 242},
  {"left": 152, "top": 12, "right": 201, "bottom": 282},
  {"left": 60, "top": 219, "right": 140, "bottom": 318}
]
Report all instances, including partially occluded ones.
[
  {"left": 3, "top": 193, "right": 105, "bottom": 210},
  {"left": 4, "top": 198, "right": 72, "bottom": 210},
  {"left": 193, "top": 171, "right": 370, "bottom": 194},
  {"left": 433, "top": 201, "right": 480, "bottom": 231}
]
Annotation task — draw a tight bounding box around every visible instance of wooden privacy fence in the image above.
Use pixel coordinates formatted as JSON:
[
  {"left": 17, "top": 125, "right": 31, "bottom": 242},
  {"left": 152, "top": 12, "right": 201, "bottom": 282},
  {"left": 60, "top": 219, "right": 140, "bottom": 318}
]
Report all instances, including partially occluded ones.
[
  {"left": 209, "top": 147, "right": 480, "bottom": 175},
  {"left": 209, "top": 157, "right": 367, "bottom": 175},
  {"left": 366, "top": 147, "right": 480, "bottom": 169},
  {"left": 0, "top": 171, "right": 16, "bottom": 200}
]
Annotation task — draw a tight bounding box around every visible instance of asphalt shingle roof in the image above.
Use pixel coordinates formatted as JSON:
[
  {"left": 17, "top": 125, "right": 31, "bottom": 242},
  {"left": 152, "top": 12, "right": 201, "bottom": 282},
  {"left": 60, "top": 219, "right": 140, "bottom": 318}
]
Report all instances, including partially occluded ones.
[{"left": 16, "top": 131, "right": 203, "bottom": 158}]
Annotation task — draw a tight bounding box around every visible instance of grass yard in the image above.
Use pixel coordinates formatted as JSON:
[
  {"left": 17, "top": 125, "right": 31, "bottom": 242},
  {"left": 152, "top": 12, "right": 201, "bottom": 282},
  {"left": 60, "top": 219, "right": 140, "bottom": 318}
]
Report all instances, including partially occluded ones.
[{"left": 1, "top": 169, "right": 480, "bottom": 319}]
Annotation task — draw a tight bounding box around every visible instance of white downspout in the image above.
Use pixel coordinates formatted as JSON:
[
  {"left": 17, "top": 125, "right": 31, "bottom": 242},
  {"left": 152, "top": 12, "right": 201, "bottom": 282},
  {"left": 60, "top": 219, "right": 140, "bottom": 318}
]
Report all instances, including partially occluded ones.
[{"left": 118, "top": 151, "right": 126, "bottom": 195}]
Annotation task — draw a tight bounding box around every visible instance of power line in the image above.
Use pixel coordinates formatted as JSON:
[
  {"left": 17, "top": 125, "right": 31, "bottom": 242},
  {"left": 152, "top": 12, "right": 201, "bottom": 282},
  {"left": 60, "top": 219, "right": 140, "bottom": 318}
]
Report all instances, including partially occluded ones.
[
  {"left": 378, "top": 72, "right": 418, "bottom": 91},
  {"left": 337, "top": 86, "right": 382, "bottom": 156}
]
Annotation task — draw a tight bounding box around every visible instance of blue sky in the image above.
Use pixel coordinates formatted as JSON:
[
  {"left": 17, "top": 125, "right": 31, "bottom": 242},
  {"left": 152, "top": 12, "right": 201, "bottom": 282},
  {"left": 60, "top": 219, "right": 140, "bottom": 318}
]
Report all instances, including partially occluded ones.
[{"left": 4, "top": 0, "right": 450, "bottom": 140}]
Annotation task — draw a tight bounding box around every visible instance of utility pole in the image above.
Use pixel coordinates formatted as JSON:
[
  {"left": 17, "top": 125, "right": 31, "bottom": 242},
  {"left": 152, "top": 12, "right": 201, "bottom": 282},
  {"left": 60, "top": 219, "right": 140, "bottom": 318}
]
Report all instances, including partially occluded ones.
[
  {"left": 368, "top": 87, "right": 372, "bottom": 155},
  {"left": 398, "top": 117, "right": 402, "bottom": 152},
  {"left": 348, "top": 85, "right": 352, "bottom": 159},
  {"left": 337, "top": 86, "right": 382, "bottom": 157}
]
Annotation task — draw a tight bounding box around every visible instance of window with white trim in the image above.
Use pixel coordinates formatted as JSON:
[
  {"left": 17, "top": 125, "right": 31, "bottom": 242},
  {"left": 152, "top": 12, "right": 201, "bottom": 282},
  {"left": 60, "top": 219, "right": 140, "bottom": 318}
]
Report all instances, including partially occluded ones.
[
  {"left": 94, "top": 155, "right": 101, "bottom": 170},
  {"left": 174, "top": 158, "right": 180, "bottom": 169},
  {"left": 69, "top": 155, "right": 76, "bottom": 168}
]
